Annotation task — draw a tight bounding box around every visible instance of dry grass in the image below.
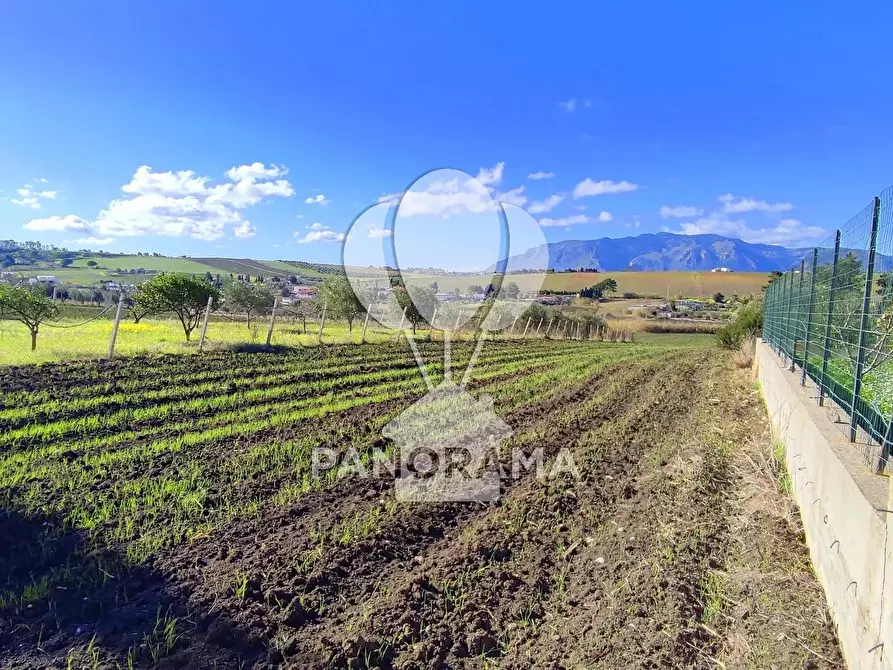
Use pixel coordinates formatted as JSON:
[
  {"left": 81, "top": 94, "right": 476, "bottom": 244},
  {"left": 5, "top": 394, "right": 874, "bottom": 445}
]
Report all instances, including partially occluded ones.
[
  {"left": 712, "top": 363, "right": 842, "bottom": 669},
  {"left": 409, "top": 271, "right": 769, "bottom": 298},
  {"left": 732, "top": 336, "right": 756, "bottom": 369},
  {"left": 605, "top": 316, "right": 722, "bottom": 334}
]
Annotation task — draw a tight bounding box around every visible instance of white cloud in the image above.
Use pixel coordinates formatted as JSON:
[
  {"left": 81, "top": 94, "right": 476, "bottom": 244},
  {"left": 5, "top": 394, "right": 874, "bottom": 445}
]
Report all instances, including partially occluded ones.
[
  {"left": 717, "top": 193, "right": 793, "bottom": 214},
  {"left": 538, "top": 214, "right": 592, "bottom": 227},
  {"left": 225, "top": 162, "right": 286, "bottom": 182},
  {"left": 527, "top": 193, "right": 565, "bottom": 214},
  {"left": 475, "top": 162, "right": 504, "bottom": 187},
  {"left": 295, "top": 223, "right": 346, "bottom": 244},
  {"left": 234, "top": 221, "right": 256, "bottom": 239},
  {"left": 537, "top": 211, "right": 612, "bottom": 228},
  {"left": 23, "top": 163, "right": 294, "bottom": 242},
  {"left": 573, "top": 178, "right": 640, "bottom": 198},
  {"left": 660, "top": 205, "right": 703, "bottom": 219},
  {"left": 527, "top": 171, "right": 555, "bottom": 180},
  {"left": 10, "top": 183, "right": 57, "bottom": 209},
  {"left": 496, "top": 185, "right": 527, "bottom": 207},
  {"left": 66, "top": 236, "right": 115, "bottom": 246},
  {"left": 558, "top": 99, "right": 577, "bottom": 113},
  {"left": 297, "top": 230, "right": 346, "bottom": 244},
  {"left": 23, "top": 214, "right": 91, "bottom": 232},
  {"left": 676, "top": 213, "right": 824, "bottom": 245},
  {"left": 378, "top": 163, "right": 526, "bottom": 217},
  {"left": 304, "top": 193, "right": 330, "bottom": 206},
  {"left": 574, "top": 205, "right": 587, "bottom": 212},
  {"left": 367, "top": 225, "right": 392, "bottom": 239}
]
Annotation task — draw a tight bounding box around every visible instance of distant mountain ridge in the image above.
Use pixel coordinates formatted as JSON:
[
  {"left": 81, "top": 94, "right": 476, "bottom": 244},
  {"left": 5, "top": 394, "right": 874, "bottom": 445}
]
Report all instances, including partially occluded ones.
[{"left": 506, "top": 232, "right": 809, "bottom": 272}]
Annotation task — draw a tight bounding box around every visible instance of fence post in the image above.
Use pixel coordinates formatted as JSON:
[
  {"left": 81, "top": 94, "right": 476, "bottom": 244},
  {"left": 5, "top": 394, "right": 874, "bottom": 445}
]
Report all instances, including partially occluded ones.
[
  {"left": 266, "top": 297, "right": 280, "bottom": 348},
  {"left": 197, "top": 294, "right": 213, "bottom": 352},
  {"left": 849, "top": 196, "right": 881, "bottom": 441},
  {"left": 535, "top": 318, "right": 544, "bottom": 337},
  {"left": 791, "top": 259, "right": 805, "bottom": 372},
  {"left": 395, "top": 305, "right": 407, "bottom": 342},
  {"left": 429, "top": 308, "right": 438, "bottom": 342},
  {"left": 801, "top": 248, "right": 819, "bottom": 386},
  {"left": 318, "top": 301, "right": 328, "bottom": 344},
  {"left": 361, "top": 309, "right": 371, "bottom": 344},
  {"left": 107, "top": 292, "right": 125, "bottom": 359},
  {"left": 522, "top": 317, "right": 532, "bottom": 338},
  {"left": 509, "top": 315, "right": 519, "bottom": 338},
  {"left": 781, "top": 270, "right": 794, "bottom": 357},
  {"left": 773, "top": 274, "right": 784, "bottom": 357},
  {"left": 545, "top": 318, "right": 554, "bottom": 338},
  {"left": 819, "top": 230, "right": 842, "bottom": 407}
]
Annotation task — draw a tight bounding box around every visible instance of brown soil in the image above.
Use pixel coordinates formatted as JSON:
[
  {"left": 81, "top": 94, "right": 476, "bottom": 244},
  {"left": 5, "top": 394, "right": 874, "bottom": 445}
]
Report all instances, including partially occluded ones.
[{"left": 0, "top": 346, "right": 842, "bottom": 669}]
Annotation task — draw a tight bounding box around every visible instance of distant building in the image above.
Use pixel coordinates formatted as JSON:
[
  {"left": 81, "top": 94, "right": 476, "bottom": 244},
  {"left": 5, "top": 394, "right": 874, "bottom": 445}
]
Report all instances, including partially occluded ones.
[
  {"left": 711, "top": 267, "right": 734, "bottom": 273},
  {"left": 290, "top": 286, "right": 317, "bottom": 297},
  {"left": 29, "top": 275, "right": 59, "bottom": 284},
  {"left": 101, "top": 280, "right": 122, "bottom": 290}
]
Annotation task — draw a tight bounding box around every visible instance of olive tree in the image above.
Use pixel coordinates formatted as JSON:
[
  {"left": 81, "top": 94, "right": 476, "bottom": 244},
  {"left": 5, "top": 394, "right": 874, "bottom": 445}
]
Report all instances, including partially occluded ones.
[
  {"left": 394, "top": 284, "right": 438, "bottom": 333},
  {"left": 0, "top": 284, "right": 60, "bottom": 350},
  {"left": 134, "top": 273, "right": 221, "bottom": 341},
  {"left": 318, "top": 277, "right": 369, "bottom": 338},
  {"left": 222, "top": 279, "right": 275, "bottom": 327}
]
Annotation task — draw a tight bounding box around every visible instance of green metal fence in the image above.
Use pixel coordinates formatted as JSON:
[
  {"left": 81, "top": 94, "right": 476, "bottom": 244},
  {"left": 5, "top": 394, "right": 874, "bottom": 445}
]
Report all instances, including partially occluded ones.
[{"left": 763, "top": 187, "right": 893, "bottom": 474}]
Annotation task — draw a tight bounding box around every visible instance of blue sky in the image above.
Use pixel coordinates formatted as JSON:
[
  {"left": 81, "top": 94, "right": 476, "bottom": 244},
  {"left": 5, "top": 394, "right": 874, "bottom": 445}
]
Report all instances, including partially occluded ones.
[{"left": 2, "top": 1, "right": 893, "bottom": 263}]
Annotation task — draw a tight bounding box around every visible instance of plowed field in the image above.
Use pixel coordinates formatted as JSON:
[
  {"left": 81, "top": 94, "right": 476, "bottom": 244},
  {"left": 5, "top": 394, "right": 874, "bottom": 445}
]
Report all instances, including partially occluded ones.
[{"left": 0, "top": 339, "right": 841, "bottom": 669}]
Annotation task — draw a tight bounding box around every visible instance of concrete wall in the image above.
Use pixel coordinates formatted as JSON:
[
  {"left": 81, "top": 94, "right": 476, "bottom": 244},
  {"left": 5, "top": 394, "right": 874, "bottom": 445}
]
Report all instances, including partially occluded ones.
[{"left": 756, "top": 340, "right": 891, "bottom": 670}]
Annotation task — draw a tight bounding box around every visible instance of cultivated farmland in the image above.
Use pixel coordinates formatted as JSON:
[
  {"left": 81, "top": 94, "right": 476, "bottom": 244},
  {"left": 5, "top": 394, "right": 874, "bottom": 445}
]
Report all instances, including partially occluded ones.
[{"left": 0, "top": 339, "right": 841, "bottom": 669}]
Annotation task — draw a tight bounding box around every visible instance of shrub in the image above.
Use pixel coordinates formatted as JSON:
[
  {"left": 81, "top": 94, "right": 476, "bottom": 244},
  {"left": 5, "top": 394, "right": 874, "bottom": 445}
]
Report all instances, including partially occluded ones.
[{"left": 716, "top": 296, "right": 763, "bottom": 348}]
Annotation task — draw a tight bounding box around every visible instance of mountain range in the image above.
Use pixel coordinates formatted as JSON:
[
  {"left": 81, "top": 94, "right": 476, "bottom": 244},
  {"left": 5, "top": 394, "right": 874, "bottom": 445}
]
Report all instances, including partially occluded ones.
[{"left": 506, "top": 232, "right": 810, "bottom": 273}]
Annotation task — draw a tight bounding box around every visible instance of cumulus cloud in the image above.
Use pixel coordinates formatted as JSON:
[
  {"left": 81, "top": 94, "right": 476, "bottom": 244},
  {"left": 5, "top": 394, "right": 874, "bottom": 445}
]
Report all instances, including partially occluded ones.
[
  {"left": 475, "top": 162, "right": 504, "bottom": 187},
  {"left": 573, "top": 179, "right": 640, "bottom": 198},
  {"left": 660, "top": 205, "right": 703, "bottom": 219},
  {"left": 66, "top": 236, "right": 115, "bottom": 246},
  {"left": 377, "top": 163, "right": 527, "bottom": 217},
  {"left": 538, "top": 214, "right": 592, "bottom": 227},
  {"left": 295, "top": 223, "right": 346, "bottom": 244},
  {"left": 24, "top": 214, "right": 91, "bottom": 232},
  {"left": 496, "top": 185, "right": 527, "bottom": 207},
  {"left": 304, "top": 193, "right": 330, "bottom": 206},
  {"left": 717, "top": 193, "right": 793, "bottom": 214},
  {"left": 528, "top": 171, "right": 555, "bottom": 180},
  {"left": 23, "top": 164, "right": 294, "bottom": 242},
  {"left": 10, "top": 183, "right": 57, "bottom": 209},
  {"left": 677, "top": 213, "right": 824, "bottom": 245},
  {"left": 537, "top": 211, "right": 613, "bottom": 228},
  {"left": 558, "top": 99, "right": 577, "bottom": 112},
  {"left": 527, "top": 193, "right": 564, "bottom": 214},
  {"left": 234, "top": 221, "right": 257, "bottom": 239},
  {"left": 367, "top": 225, "right": 392, "bottom": 238}
]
